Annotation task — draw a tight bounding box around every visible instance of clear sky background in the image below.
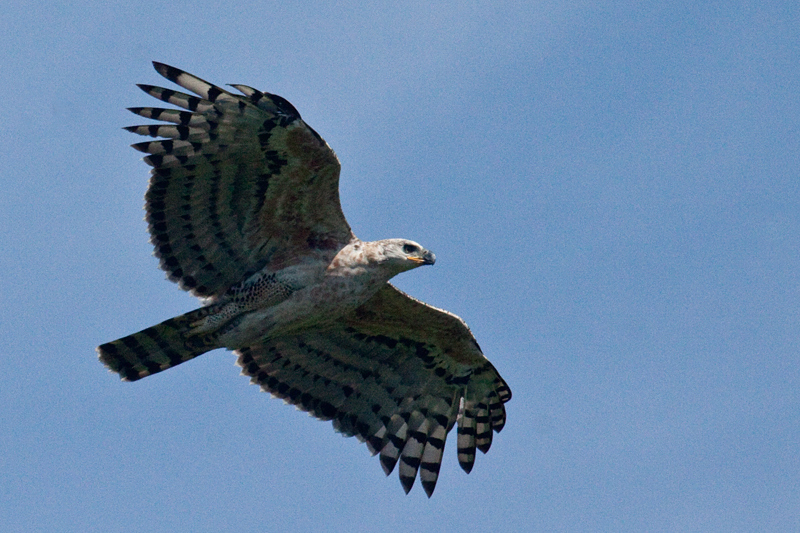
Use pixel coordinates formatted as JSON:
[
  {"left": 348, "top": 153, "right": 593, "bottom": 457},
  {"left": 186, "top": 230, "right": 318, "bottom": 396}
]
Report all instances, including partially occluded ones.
[{"left": 2, "top": 1, "right": 798, "bottom": 531}]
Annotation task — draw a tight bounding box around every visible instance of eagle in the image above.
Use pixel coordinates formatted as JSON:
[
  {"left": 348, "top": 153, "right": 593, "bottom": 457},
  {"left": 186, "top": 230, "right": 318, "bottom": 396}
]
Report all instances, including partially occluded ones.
[{"left": 97, "top": 62, "right": 511, "bottom": 497}]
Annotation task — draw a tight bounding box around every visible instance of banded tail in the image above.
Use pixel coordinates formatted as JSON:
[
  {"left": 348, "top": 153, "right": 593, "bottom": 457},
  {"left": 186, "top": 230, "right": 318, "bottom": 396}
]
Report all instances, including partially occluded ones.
[{"left": 97, "top": 307, "right": 220, "bottom": 381}]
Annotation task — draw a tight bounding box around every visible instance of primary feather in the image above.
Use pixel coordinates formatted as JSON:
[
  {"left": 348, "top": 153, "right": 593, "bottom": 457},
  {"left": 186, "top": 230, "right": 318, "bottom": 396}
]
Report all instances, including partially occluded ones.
[{"left": 98, "top": 62, "right": 511, "bottom": 497}]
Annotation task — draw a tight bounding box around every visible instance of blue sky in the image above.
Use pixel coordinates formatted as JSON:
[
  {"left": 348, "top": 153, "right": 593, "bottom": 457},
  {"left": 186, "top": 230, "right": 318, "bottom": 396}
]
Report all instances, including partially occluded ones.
[{"left": 2, "top": 1, "right": 798, "bottom": 531}]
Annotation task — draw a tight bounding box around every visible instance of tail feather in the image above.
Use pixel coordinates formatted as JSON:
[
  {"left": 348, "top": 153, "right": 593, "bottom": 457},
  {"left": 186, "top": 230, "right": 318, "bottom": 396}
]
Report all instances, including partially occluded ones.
[{"left": 97, "top": 308, "right": 219, "bottom": 381}]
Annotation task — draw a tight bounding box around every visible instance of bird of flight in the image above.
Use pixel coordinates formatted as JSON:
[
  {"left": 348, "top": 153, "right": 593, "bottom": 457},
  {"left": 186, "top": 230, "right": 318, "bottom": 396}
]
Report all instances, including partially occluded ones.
[{"left": 98, "top": 62, "right": 511, "bottom": 497}]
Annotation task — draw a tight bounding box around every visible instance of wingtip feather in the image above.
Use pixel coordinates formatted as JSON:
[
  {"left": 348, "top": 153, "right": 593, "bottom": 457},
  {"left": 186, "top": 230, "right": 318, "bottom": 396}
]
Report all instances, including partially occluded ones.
[{"left": 152, "top": 61, "right": 178, "bottom": 80}]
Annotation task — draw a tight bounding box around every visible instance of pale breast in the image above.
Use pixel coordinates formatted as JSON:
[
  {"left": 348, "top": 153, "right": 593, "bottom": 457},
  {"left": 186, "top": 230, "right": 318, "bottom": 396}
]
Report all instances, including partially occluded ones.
[{"left": 217, "top": 253, "right": 385, "bottom": 348}]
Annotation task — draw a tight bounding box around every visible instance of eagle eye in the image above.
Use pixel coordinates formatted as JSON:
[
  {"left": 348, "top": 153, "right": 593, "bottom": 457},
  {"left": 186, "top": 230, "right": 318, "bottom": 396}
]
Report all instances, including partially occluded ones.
[{"left": 402, "top": 243, "right": 418, "bottom": 254}]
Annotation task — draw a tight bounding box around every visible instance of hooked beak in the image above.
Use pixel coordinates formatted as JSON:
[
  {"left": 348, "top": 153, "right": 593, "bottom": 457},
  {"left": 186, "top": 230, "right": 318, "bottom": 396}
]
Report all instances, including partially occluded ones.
[{"left": 409, "top": 250, "right": 436, "bottom": 265}]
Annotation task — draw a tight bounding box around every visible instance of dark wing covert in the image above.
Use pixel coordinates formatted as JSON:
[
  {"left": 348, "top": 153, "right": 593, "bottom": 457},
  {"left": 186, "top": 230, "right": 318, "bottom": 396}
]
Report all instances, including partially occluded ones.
[
  {"left": 236, "top": 284, "right": 511, "bottom": 497},
  {"left": 127, "top": 62, "right": 353, "bottom": 299}
]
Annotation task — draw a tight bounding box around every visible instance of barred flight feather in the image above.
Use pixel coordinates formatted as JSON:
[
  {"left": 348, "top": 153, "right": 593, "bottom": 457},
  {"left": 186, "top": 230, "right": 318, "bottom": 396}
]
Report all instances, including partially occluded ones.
[
  {"left": 235, "top": 286, "right": 510, "bottom": 497},
  {"left": 99, "top": 63, "right": 511, "bottom": 498},
  {"left": 126, "top": 62, "right": 351, "bottom": 298}
]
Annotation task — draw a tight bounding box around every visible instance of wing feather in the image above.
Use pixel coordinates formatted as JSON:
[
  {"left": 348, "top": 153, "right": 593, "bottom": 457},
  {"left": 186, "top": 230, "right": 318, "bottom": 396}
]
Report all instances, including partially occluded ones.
[
  {"left": 128, "top": 62, "right": 353, "bottom": 298},
  {"left": 235, "top": 283, "right": 510, "bottom": 497}
]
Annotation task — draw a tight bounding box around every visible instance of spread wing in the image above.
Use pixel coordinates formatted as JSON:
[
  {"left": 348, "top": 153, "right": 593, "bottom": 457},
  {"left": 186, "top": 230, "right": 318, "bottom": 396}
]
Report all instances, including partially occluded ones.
[
  {"left": 126, "top": 62, "right": 353, "bottom": 299},
  {"left": 235, "top": 284, "right": 511, "bottom": 497}
]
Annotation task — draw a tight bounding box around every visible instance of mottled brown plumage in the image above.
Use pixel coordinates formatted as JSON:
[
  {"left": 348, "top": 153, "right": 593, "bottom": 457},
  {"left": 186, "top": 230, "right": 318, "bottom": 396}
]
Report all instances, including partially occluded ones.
[{"left": 98, "top": 62, "right": 511, "bottom": 497}]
